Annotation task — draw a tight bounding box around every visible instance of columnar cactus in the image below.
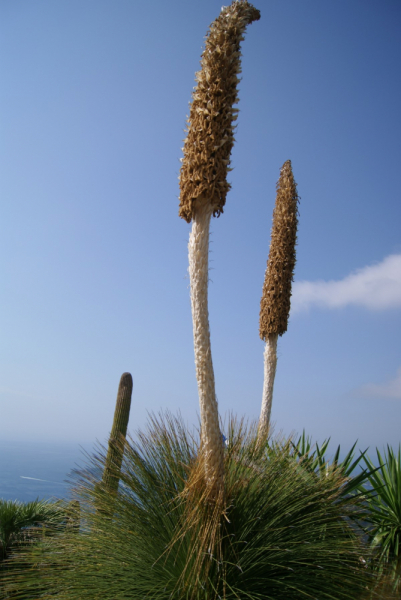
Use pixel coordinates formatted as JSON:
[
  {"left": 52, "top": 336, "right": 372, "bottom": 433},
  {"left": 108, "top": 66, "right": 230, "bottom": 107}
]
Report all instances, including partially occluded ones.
[
  {"left": 102, "top": 372, "right": 133, "bottom": 494},
  {"left": 179, "top": 1, "right": 260, "bottom": 494},
  {"left": 258, "top": 160, "right": 299, "bottom": 440}
]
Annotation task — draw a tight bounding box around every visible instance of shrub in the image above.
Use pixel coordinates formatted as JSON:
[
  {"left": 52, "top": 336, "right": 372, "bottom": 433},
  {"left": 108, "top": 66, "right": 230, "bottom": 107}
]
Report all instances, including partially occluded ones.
[
  {"left": 0, "top": 498, "right": 65, "bottom": 561},
  {"left": 4, "top": 413, "right": 380, "bottom": 599},
  {"left": 361, "top": 445, "right": 401, "bottom": 593}
]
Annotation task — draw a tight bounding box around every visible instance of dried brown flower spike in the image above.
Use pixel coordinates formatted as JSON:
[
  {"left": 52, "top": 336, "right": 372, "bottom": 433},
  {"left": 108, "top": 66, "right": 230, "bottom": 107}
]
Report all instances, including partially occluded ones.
[
  {"left": 258, "top": 160, "right": 299, "bottom": 440},
  {"left": 179, "top": 0, "right": 260, "bottom": 223},
  {"left": 180, "top": 1, "right": 260, "bottom": 496}
]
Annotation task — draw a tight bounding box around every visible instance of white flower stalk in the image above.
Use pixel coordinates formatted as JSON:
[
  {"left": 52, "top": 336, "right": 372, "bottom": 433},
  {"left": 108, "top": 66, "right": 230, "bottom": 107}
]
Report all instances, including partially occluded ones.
[
  {"left": 188, "top": 201, "right": 223, "bottom": 489},
  {"left": 259, "top": 333, "right": 278, "bottom": 435},
  {"left": 258, "top": 160, "right": 299, "bottom": 442},
  {"left": 179, "top": 1, "right": 260, "bottom": 492}
]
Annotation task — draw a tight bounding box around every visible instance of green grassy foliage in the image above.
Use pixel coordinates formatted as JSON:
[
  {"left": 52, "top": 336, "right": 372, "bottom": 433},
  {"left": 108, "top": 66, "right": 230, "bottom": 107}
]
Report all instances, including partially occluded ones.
[
  {"left": 0, "top": 498, "right": 65, "bottom": 561},
  {"left": 288, "top": 431, "right": 370, "bottom": 497},
  {"left": 361, "top": 445, "right": 401, "bottom": 592},
  {"left": 3, "top": 413, "right": 381, "bottom": 600}
]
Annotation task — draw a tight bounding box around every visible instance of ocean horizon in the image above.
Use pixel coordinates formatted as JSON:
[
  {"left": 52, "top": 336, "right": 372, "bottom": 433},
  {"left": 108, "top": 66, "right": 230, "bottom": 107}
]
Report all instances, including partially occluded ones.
[
  {"left": 0, "top": 440, "right": 96, "bottom": 503},
  {"left": 1, "top": 438, "right": 384, "bottom": 504}
]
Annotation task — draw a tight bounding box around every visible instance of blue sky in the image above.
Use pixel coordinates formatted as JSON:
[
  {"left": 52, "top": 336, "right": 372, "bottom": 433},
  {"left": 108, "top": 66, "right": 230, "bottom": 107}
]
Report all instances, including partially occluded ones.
[{"left": 1, "top": 0, "right": 400, "bottom": 456}]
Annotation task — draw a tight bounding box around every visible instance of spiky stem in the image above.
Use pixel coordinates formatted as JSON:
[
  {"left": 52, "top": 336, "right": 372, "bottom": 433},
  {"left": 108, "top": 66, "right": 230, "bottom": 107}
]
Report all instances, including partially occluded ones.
[
  {"left": 102, "top": 372, "right": 133, "bottom": 494},
  {"left": 188, "top": 203, "right": 224, "bottom": 492}
]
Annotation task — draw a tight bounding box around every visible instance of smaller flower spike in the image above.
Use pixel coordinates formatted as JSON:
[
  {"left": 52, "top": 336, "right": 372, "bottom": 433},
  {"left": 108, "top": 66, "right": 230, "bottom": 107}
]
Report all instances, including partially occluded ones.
[
  {"left": 259, "top": 160, "right": 299, "bottom": 340},
  {"left": 258, "top": 161, "right": 299, "bottom": 440},
  {"left": 179, "top": 1, "right": 260, "bottom": 223}
]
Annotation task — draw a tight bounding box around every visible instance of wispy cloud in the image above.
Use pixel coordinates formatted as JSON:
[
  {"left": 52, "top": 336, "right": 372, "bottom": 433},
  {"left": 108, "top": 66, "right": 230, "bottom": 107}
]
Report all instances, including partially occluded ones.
[
  {"left": 291, "top": 254, "right": 401, "bottom": 313},
  {"left": 357, "top": 366, "right": 401, "bottom": 400}
]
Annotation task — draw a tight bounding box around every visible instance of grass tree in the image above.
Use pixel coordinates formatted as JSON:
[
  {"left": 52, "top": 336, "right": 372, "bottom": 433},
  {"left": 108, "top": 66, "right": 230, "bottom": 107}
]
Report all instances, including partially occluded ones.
[
  {"left": 179, "top": 0, "right": 260, "bottom": 495},
  {"left": 258, "top": 160, "right": 299, "bottom": 441},
  {"left": 3, "top": 415, "right": 379, "bottom": 600}
]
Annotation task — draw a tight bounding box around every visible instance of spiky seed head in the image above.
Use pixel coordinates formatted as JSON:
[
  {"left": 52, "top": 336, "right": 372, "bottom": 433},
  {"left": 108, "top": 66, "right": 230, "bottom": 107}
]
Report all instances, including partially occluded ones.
[
  {"left": 178, "top": 1, "right": 260, "bottom": 223},
  {"left": 259, "top": 160, "right": 299, "bottom": 339}
]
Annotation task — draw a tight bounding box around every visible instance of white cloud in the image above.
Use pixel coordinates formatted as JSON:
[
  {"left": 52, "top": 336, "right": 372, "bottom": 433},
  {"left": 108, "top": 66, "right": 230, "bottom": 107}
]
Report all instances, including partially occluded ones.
[
  {"left": 357, "top": 366, "right": 401, "bottom": 400},
  {"left": 291, "top": 254, "right": 401, "bottom": 313}
]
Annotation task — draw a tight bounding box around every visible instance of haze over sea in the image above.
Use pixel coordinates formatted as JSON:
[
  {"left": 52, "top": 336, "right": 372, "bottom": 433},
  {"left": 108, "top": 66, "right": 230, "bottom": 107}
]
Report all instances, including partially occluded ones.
[
  {"left": 0, "top": 440, "right": 92, "bottom": 503},
  {"left": 1, "top": 436, "right": 384, "bottom": 504}
]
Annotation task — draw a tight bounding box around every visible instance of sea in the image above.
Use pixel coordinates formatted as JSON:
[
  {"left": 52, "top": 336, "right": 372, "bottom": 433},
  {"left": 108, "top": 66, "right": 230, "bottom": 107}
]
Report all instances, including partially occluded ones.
[
  {"left": 0, "top": 440, "right": 94, "bottom": 503},
  {"left": 0, "top": 438, "right": 383, "bottom": 505}
]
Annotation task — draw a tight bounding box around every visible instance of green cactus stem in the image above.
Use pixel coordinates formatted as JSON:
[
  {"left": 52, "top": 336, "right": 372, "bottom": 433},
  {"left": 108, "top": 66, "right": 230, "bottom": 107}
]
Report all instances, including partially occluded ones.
[{"left": 102, "top": 372, "right": 133, "bottom": 495}]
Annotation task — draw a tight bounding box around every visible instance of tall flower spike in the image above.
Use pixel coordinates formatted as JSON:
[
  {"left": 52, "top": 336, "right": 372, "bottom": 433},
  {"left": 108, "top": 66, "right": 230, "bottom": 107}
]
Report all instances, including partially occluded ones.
[
  {"left": 258, "top": 160, "right": 299, "bottom": 441},
  {"left": 179, "top": 1, "right": 260, "bottom": 496},
  {"left": 179, "top": 0, "right": 260, "bottom": 223}
]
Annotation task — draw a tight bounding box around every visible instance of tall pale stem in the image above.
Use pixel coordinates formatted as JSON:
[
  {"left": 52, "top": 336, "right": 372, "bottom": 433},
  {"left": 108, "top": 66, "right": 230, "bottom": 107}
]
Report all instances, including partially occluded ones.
[
  {"left": 258, "top": 333, "right": 278, "bottom": 440},
  {"left": 188, "top": 203, "right": 224, "bottom": 490}
]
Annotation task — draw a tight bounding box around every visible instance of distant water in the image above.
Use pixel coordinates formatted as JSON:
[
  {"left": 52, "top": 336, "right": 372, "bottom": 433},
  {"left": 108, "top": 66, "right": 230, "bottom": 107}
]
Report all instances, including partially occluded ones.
[
  {"left": 0, "top": 440, "right": 93, "bottom": 503},
  {"left": 0, "top": 439, "right": 385, "bottom": 504}
]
